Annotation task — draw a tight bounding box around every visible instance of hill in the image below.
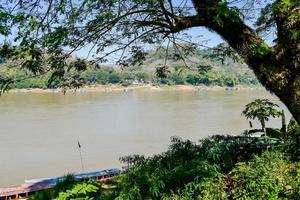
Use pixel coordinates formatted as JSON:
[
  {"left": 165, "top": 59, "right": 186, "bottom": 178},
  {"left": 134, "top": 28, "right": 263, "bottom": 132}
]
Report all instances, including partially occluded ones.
[{"left": 0, "top": 46, "right": 259, "bottom": 89}]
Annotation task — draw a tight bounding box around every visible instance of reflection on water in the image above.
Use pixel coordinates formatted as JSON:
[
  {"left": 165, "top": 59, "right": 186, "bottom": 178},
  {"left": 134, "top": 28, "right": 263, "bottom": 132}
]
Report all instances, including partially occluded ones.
[{"left": 0, "top": 89, "right": 291, "bottom": 187}]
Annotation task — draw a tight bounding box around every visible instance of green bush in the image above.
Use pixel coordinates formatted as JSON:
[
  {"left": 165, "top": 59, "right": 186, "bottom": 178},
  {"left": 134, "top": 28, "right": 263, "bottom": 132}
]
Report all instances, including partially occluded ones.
[
  {"left": 135, "top": 71, "right": 151, "bottom": 82},
  {"left": 55, "top": 181, "right": 101, "bottom": 200},
  {"left": 222, "top": 74, "right": 238, "bottom": 87},
  {"left": 121, "top": 80, "right": 131, "bottom": 87},
  {"left": 186, "top": 73, "right": 202, "bottom": 85},
  {"left": 117, "top": 137, "right": 221, "bottom": 199},
  {"left": 200, "top": 135, "right": 265, "bottom": 172},
  {"left": 30, "top": 175, "right": 77, "bottom": 200},
  {"left": 162, "top": 175, "right": 226, "bottom": 200},
  {"left": 237, "top": 72, "right": 259, "bottom": 85},
  {"left": 281, "top": 119, "right": 300, "bottom": 161},
  {"left": 108, "top": 72, "right": 121, "bottom": 84},
  {"left": 170, "top": 73, "right": 185, "bottom": 84},
  {"left": 84, "top": 70, "right": 109, "bottom": 84},
  {"left": 29, "top": 175, "right": 118, "bottom": 200},
  {"left": 154, "top": 77, "right": 175, "bottom": 85},
  {"left": 165, "top": 151, "right": 300, "bottom": 200},
  {"left": 230, "top": 151, "right": 300, "bottom": 200},
  {"left": 120, "top": 71, "right": 134, "bottom": 82},
  {"left": 11, "top": 78, "right": 48, "bottom": 89},
  {"left": 185, "top": 70, "right": 240, "bottom": 87}
]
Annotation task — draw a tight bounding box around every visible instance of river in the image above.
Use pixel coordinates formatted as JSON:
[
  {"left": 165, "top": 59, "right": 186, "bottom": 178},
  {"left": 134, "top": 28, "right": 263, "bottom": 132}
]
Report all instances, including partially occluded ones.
[{"left": 0, "top": 89, "right": 291, "bottom": 187}]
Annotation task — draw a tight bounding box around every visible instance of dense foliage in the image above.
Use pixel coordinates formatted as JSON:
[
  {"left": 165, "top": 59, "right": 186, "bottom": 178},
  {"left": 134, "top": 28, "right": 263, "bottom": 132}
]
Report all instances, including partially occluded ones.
[
  {"left": 31, "top": 118, "right": 300, "bottom": 199},
  {"left": 30, "top": 175, "right": 119, "bottom": 200},
  {"left": 230, "top": 151, "right": 300, "bottom": 200}
]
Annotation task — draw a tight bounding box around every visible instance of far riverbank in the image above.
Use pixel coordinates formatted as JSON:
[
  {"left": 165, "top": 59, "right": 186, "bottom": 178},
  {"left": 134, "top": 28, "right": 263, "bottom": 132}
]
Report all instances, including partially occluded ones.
[{"left": 8, "top": 84, "right": 262, "bottom": 94}]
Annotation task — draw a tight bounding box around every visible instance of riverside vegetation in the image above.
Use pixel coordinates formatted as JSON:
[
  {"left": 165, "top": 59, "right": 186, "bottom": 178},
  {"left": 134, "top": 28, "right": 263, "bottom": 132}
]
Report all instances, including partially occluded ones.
[{"left": 30, "top": 99, "right": 300, "bottom": 200}]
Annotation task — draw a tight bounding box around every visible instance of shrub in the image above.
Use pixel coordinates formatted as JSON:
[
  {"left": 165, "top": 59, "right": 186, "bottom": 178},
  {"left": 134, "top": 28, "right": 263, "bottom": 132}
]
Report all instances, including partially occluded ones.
[
  {"left": 167, "top": 151, "right": 300, "bottom": 200},
  {"left": 170, "top": 73, "right": 185, "bottom": 84},
  {"left": 186, "top": 73, "right": 202, "bottom": 85},
  {"left": 230, "top": 151, "right": 300, "bottom": 200},
  {"left": 55, "top": 180, "right": 101, "bottom": 200},
  {"left": 84, "top": 70, "right": 109, "bottom": 84},
  {"left": 162, "top": 175, "right": 226, "bottom": 200},
  {"left": 121, "top": 80, "right": 131, "bottom": 87},
  {"left": 117, "top": 137, "right": 221, "bottom": 199},
  {"left": 281, "top": 118, "right": 300, "bottom": 161},
  {"left": 237, "top": 72, "right": 259, "bottom": 85},
  {"left": 30, "top": 175, "right": 77, "bottom": 200},
  {"left": 200, "top": 135, "right": 265, "bottom": 172},
  {"left": 108, "top": 72, "right": 121, "bottom": 84},
  {"left": 135, "top": 71, "right": 151, "bottom": 82}
]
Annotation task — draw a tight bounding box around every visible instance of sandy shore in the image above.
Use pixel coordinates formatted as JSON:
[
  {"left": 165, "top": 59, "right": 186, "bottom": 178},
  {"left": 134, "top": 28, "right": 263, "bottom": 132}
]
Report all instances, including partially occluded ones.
[{"left": 8, "top": 84, "right": 262, "bottom": 94}]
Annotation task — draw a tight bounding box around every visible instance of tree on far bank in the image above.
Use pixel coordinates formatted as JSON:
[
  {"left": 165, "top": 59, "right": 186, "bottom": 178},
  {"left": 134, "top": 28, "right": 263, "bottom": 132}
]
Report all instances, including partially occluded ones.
[{"left": 0, "top": 0, "right": 299, "bottom": 123}]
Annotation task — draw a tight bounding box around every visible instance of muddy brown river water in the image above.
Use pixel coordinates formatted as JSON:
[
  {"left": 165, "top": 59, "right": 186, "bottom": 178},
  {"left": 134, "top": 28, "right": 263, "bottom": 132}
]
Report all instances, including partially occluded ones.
[{"left": 0, "top": 89, "right": 291, "bottom": 187}]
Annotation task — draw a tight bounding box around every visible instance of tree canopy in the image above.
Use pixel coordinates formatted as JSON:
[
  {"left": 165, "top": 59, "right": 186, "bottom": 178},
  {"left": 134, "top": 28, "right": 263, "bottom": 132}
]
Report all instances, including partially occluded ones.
[{"left": 0, "top": 0, "right": 299, "bottom": 122}]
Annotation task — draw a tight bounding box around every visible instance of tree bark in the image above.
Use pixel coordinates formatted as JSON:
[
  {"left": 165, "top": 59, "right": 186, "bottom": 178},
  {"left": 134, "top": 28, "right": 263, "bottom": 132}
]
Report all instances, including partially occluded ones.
[
  {"left": 183, "top": 0, "right": 300, "bottom": 124},
  {"left": 260, "top": 119, "right": 267, "bottom": 137},
  {"left": 281, "top": 110, "right": 287, "bottom": 133}
]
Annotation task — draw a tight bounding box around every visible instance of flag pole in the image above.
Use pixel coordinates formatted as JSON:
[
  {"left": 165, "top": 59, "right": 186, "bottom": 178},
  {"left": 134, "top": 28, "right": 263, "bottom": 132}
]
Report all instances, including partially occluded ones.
[{"left": 77, "top": 141, "right": 84, "bottom": 173}]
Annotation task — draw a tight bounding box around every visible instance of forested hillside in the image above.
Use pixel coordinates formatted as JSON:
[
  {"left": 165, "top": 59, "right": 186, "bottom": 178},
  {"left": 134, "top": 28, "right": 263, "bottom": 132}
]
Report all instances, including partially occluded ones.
[{"left": 0, "top": 46, "right": 258, "bottom": 89}]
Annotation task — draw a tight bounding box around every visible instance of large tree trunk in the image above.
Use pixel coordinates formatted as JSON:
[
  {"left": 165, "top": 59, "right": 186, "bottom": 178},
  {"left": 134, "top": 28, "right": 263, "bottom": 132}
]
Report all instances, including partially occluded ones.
[
  {"left": 279, "top": 82, "right": 300, "bottom": 124},
  {"left": 188, "top": 0, "right": 300, "bottom": 124}
]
